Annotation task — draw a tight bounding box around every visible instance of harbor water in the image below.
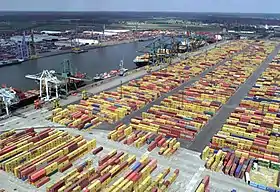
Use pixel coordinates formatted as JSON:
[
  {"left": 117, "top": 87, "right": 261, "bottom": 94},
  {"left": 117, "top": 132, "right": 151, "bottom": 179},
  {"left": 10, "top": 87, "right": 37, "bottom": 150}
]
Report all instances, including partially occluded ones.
[{"left": 0, "top": 40, "right": 152, "bottom": 90}]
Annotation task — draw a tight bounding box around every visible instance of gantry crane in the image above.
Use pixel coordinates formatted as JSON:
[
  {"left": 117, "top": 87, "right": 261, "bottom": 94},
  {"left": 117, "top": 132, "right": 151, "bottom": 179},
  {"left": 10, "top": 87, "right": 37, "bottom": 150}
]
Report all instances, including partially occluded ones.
[
  {"left": 25, "top": 70, "right": 63, "bottom": 102},
  {"left": 0, "top": 87, "right": 19, "bottom": 116},
  {"left": 137, "top": 36, "right": 180, "bottom": 65}
]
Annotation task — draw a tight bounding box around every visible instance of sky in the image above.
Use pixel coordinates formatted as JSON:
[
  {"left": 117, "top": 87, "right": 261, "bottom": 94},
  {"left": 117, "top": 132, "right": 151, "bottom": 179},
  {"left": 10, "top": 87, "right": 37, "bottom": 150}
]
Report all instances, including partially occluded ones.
[{"left": 0, "top": 0, "right": 279, "bottom": 13}]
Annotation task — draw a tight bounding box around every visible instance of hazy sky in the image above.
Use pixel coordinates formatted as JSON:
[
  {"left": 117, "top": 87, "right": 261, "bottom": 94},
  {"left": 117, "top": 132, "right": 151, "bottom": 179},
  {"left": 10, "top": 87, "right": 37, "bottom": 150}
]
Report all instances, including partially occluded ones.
[{"left": 1, "top": 0, "right": 279, "bottom": 13}]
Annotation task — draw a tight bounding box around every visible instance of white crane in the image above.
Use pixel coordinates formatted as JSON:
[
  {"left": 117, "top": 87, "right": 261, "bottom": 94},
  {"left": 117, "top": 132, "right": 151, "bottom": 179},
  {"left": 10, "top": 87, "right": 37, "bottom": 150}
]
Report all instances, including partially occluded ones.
[
  {"left": 25, "top": 70, "right": 63, "bottom": 102},
  {"left": 0, "top": 87, "right": 18, "bottom": 116}
]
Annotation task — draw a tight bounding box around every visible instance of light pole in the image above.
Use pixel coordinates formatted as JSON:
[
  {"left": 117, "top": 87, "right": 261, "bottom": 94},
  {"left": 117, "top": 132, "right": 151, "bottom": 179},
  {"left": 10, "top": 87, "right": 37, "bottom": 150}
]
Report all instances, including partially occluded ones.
[
  {"left": 120, "top": 80, "right": 123, "bottom": 99},
  {"left": 181, "top": 72, "right": 184, "bottom": 109}
]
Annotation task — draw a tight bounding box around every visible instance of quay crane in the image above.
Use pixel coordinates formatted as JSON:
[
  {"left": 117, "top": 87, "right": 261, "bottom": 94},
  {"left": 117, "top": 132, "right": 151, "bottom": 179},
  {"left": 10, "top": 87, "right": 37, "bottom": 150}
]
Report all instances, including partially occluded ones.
[
  {"left": 0, "top": 87, "right": 19, "bottom": 116},
  {"left": 25, "top": 70, "right": 62, "bottom": 102},
  {"left": 134, "top": 36, "right": 180, "bottom": 67},
  {"left": 25, "top": 60, "right": 93, "bottom": 101}
]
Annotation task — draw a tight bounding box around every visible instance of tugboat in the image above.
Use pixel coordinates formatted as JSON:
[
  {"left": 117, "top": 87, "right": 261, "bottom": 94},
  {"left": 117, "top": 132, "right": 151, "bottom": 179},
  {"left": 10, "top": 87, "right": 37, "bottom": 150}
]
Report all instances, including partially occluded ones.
[
  {"left": 93, "top": 73, "right": 104, "bottom": 82},
  {"left": 119, "top": 60, "right": 128, "bottom": 76},
  {"left": 72, "top": 47, "right": 88, "bottom": 54}
]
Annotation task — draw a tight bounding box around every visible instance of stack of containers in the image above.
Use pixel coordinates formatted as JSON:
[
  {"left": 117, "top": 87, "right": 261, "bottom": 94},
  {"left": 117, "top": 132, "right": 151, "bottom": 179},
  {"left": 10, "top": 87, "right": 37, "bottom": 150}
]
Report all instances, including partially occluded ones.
[
  {"left": 195, "top": 175, "right": 210, "bottom": 192},
  {"left": 50, "top": 104, "right": 102, "bottom": 130},
  {"left": 202, "top": 149, "right": 255, "bottom": 179},
  {"left": 47, "top": 151, "right": 180, "bottom": 192},
  {"left": 202, "top": 149, "right": 280, "bottom": 191},
  {"left": 201, "top": 52, "right": 280, "bottom": 190},
  {"left": 0, "top": 128, "right": 96, "bottom": 188},
  {"left": 51, "top": 41, "right": 250, "bottom": 125},
  {"left": 206, "top": 52, "right": 280, "bottom": 164},
  {"left": 128, "top": 41, "right": 277, "bottom": 141},
  {"left": 107, "top": 124, "right": 180, "bottom": 156}
]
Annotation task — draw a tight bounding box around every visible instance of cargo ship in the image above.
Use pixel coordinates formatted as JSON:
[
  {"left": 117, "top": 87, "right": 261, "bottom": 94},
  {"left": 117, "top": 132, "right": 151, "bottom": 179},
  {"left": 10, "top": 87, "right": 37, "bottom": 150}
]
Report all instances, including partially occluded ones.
[
  {"left": 133, "top": 53, "right": 156, "bottom": 67},
  {"left": 0, "top": 58, "right": 24, "bottom": 67},
  {"left": 94, "top": 60, "right": 128, "bottom": 81}
]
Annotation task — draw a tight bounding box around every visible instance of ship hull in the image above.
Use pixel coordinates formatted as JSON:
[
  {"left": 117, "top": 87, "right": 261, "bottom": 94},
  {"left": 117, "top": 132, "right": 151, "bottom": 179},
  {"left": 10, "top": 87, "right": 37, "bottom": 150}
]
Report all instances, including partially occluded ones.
[
  {"left": 134, "top": 61, "right": 150, "bottom": 67},
  {"left": 0, "top": 60, "right": 24, "bottom": 68},
  {"left": 72, "top": 50, "right": 88, "bottom": 54},
  {"left": 11, "top": 94, "right": 39, "bottom": 109}
]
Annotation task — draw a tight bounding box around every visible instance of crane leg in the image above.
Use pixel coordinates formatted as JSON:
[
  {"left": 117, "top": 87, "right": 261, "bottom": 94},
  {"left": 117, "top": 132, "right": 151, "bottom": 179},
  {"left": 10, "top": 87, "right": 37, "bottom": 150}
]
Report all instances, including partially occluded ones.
[{"left": 5, "top": 102, "right": 9, "bottom": 116}]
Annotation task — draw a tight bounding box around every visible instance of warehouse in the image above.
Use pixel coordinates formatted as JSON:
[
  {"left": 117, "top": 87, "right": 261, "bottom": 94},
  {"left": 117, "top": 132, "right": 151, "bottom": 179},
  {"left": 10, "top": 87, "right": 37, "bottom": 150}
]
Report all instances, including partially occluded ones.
[
  {"left": 10, "top": 34, "right": 61, "bottom": 43},
  {"left": 54, "top": 38, "right": 99, "bottom": 47}
]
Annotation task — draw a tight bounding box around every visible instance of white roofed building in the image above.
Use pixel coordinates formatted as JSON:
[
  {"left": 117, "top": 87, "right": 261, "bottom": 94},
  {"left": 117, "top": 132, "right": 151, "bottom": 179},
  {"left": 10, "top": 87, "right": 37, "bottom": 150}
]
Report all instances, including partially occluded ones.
[{"left": 40, "top": 31, "right": 63, "bottom": 35}]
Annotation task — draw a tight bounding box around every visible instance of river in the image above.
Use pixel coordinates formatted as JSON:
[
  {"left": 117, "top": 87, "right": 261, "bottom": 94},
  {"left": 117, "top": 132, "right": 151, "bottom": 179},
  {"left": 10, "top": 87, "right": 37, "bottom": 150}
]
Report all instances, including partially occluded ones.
[{"left": 0, "top": 40, "right": 152, "bottom": 90}]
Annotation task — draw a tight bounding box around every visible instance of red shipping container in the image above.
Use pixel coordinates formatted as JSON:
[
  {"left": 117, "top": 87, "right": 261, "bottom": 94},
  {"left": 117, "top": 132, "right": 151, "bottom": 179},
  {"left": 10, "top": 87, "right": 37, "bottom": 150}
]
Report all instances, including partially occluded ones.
[
  {"left": 127, "top": 172, "right": 137, "bottom": 181},
  {"left": 202, "top": 175, "right": 210, "bottom": 187},
  {"left": 0, "top": 146, "right": 16, "bottom": 156},
  {"left": 157, "top": 138, "right": 166, "bottom": 147},
  {"left": 47, "top": 180, "right": 65, "bottom": 192},
  {"left": 98, "top": 155, "right": 110, "bottom": 166},
  {"left": 148, "top": 141, "right": 157, "bottom": 152},
  {"left": 21, "top": 165, "right": 36, "bottom": 179},
  {"left": 30, "top": 169, "right": 46, "bottom": 183},
  {"left": 99, "top": 173, "right": 111, "bottom": 183},
  {"left": 35, "top": 176, "right": 50, "bottom": 188},
  {"left": 60, "top": 163, "right": 72, "bottom": 173},
  {"left": 92, "top": 147, "right": 103, "bottom": 155}
]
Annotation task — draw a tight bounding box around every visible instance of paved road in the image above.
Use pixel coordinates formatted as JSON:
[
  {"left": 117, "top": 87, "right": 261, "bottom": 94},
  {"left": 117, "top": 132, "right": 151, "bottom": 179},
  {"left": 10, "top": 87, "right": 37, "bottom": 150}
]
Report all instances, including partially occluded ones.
[{"left": 188, "top": 44, "right": 280, "bottom": 152}]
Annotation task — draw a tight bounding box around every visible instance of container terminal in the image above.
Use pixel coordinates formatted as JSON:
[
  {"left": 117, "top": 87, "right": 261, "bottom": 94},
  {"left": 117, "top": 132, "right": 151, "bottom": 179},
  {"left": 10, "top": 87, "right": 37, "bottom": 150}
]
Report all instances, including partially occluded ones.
[{"left": 0, "top": 39, "right": 279, "bottom": 192}]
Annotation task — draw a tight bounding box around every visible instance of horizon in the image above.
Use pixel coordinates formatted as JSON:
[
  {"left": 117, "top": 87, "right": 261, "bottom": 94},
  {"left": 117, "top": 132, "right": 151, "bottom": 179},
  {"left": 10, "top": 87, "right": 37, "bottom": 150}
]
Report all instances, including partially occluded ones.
[
  {"left": 1, "top": 0, "right": 280, "bottom": 14},
  {"left": 0, "top": 10, "right": 279, "bottom": 15}
]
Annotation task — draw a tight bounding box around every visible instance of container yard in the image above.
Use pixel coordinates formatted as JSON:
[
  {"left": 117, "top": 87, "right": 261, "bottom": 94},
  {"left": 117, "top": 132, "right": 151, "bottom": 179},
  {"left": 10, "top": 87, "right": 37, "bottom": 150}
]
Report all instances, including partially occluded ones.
[
  {"left": 0, "top": 128, "right": 182, "bottom": 192},
  {"left": 201, "top": 51, "right": 280, "bottom": 191},
  {"left": 1, "top": 39, "right": 280, "bottom": 192},
  {"left": 107, "top": 124, "right": 181, "bottom": 156},
  {"left": 49, "top": 41, "right": 248, "bottom": 129}
]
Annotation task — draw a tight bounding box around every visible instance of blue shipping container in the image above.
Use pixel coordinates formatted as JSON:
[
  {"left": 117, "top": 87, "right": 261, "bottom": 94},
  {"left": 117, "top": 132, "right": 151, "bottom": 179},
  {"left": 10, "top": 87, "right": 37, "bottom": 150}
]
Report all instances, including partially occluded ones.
[
  {"left": 266, "top": 187, "right": 276, "bottom": 192},
  {"left": 257, "top": 184, "right": 267, "bottom": 190},
  {"left": 234, "top": 164, "right": 242, "bottom": 176},
  {"left": 249, "top": 181, "right": 258, "bottom": 188},
  {"left": 131, "top": 162, "right": 141, "bottom": 171}
]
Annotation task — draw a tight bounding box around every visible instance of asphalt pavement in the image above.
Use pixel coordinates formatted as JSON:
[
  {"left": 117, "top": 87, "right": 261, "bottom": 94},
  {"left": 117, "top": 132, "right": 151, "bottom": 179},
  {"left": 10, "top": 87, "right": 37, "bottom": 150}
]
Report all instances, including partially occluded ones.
[{"left": 188, "top": 44, "right": 280, "bottom": 152}]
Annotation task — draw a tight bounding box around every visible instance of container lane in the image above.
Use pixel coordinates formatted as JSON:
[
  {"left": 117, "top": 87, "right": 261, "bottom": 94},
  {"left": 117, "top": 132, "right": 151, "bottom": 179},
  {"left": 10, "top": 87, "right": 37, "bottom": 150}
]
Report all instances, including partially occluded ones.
[
  {"left": 49, "top": 41, "right": 249, "bottom": 130},
  {"left": 200, "top": 51, "right": 280, "bottom": 192},
  {"left": 189, "top": 43, "right": 280, "bottom": 153}
]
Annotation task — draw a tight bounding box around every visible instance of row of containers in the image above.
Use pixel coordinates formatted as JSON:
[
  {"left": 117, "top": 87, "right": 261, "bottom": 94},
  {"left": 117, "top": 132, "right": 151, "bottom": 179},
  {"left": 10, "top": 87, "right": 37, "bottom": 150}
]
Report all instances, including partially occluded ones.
[
  {"left": 120, "top": 41, "right": 278, "bottom": 142},
  {"left": 195, "top": 175, "right": 210, "bottom": 192},
  {"left": 107, "top": 124, "right": 180, "bottom": 157},
  {"left": 201, "top": 53, "right": 280, "bottom": 191},
  {"left": 49, "top": 41, "right": 251, "bottom": 129},
  {"left": 0, "top": 128, "right": 180, "bottom": 191}
]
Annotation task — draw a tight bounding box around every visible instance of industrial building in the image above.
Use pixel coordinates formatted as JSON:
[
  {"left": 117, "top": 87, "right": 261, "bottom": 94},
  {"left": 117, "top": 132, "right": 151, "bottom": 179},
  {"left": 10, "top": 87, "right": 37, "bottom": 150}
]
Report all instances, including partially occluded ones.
[
  {"left": 10, "top": 34, "right": 62, "bottom": 43},
  {"left": 54, "top": 38, "right": 99, "bottom": 47}
]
